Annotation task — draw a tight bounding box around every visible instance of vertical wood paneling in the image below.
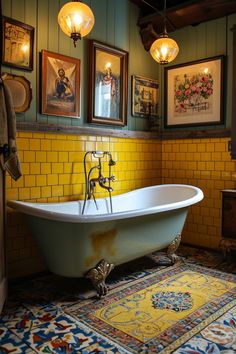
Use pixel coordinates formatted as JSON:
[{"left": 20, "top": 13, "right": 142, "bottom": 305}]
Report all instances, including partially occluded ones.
[
  {"left": 2, "top": 0, "right": 12, "bottom": 78},
  {"left": 24, "top": 0, "right": 37, "bottom": 122},
  {"left": 56, "top": 0, "right": 74, "bottom": 126},
  {"left": 11, "top": 0, "right": 24, "bottom": 21},
  {"left": 72, "top": 0, "right": 92, "bottom": 127},
  {"left": 91, "top": 0, "right": 107, "bottom": 41},
  {"left": 216, "top": 17, "right": 227, "bottom": 54},
  {"left": 206, "top": 21, "right": 217, "bottom": 57},
  {"left": 3, "top": 0, "right": 233, "bottom": 131},
  {"left": 226, "top": 13, "right": 236, "bottom": 128},
  {"left": 114, "top": 0, "right": 129, "bottom": 51},
  {"left": 48, "top": 0, "right": 59, "bottom": 53},
  {"left": 78, "top": 38, "right": 88, "bottom": 126},
  {"left": 10, "top": 0, "right": 25, "bottom": 101},
  {"left": 128, "top": 2, "right": 158, "bottom": 131},
  {"left": 11, "top": 0, "right": 25, "bottom": 121},
  {"left": 106, "top": 0, "right": 115, "bottom": 45},
  {"left": 196, "top": 23, "right": 207, "bottom": 59},
  {"left": 37, "top": 0, "right": 49, "bottom": 124},
  {"left": 2, "top": 0, "right": 11, "bottom": 16}
]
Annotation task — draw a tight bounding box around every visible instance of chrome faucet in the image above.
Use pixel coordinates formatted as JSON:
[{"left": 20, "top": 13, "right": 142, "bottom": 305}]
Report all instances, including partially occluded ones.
[{"left": 82, "top": 151, "right": 116, "bottom": 214}]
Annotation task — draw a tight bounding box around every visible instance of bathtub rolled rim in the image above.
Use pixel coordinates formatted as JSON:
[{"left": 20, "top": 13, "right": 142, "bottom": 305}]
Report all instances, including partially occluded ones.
[{"left": 7, "top": 184, "right": 204, "bottom": 223}]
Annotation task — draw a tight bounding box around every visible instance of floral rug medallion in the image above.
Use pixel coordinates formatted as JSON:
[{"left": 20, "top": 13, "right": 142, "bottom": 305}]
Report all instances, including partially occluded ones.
[{"left": 151, "top": 290, "right": 193, "bottom": 312}]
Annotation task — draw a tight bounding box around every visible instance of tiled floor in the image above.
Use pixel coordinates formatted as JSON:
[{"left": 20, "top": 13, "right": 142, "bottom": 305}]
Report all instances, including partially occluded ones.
[{"left": 0, "top": 246, "right": 235, "bottom": 353}]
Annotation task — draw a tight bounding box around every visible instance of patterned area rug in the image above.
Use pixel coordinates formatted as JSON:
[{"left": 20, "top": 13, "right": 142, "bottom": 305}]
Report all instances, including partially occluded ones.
[
  {"left": 66, "top": 262, "right": 236, "bottom": 353},
  {"left": 0, "top": 246, "right": 236, "bottom": 353}
]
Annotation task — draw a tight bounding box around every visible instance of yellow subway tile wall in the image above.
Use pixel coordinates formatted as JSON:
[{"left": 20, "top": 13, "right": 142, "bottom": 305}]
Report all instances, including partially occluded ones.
[
  {"left": 7, "top": 133, "right": 236, "bottom": 278},
  {"left": 6, "top": 131, "right": 162, "bottom": 278},
  {"left": 162, "top": 138, "right": 236, "bottom": 249}
]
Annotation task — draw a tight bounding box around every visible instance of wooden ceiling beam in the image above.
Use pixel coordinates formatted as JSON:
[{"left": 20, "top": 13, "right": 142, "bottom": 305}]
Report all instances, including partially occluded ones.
[{"left": 134, "top": 0, "right": 236, "bottom": 51}]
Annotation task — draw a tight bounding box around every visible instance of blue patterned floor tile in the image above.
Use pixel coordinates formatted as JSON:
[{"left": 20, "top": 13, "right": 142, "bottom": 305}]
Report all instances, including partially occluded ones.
[
  {"left": 1, "top": 304, "right": 62, "bottom": 337},
  {"left": 0, "top": 326, "right": 35, "bottom": 353},
  {"left": 10, "top": 312, "right": 131, "bottom": 354},
  {"left": 173, "top": 305, "right": 236, "bottom": 353}
]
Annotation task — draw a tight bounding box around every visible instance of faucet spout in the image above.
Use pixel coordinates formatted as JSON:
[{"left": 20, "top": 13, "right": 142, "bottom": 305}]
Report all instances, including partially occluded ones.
[{"left": 98, "top": 176, "right": 114, "bottom": 192}]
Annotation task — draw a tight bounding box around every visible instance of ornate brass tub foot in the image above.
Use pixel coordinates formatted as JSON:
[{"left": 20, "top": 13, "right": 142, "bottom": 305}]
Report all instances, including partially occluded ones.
[
  {"left": 219, "top": 238, "right": 236, "bottom": 259},
  {"left": 167, "top": 233, "right": 181, "bottom": 264},
  {"left": 86, "top": 259, "right": 114, "bottom": 297}
]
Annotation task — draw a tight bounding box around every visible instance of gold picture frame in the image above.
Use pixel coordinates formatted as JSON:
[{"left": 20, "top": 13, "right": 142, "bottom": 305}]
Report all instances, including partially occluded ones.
[{"left": 2, "top": 16, "right": 34, "bottom": 71}]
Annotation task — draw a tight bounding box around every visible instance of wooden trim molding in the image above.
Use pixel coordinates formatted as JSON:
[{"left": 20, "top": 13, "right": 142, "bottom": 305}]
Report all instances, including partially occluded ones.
[
  {"left": 161, "top": 128, "right": 231, "bottom": 140},
  {"left": 16, "top": 121, "right": 231, "bottom": 141},
  {"left": 231, "top": 24, "right": 236, "bottom": 159},
  {"left": 16, "top": 121, "right": 161, "bottom": 140}
]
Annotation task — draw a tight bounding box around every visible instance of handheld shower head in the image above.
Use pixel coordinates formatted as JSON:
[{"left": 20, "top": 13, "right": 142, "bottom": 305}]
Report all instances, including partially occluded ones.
[{"left": 109, "top": 158, "right": 116, "bottom": 166}]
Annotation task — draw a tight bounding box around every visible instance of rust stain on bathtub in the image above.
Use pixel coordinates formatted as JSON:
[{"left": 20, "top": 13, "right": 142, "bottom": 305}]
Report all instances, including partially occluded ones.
[{"left": 85, "top": 229, "right": 117, "bottom": 267}]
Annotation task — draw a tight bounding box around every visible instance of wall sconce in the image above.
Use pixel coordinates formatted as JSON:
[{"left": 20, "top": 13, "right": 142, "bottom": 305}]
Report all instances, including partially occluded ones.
[
  {"left": 150, "top": 0, "right": 179, "bottom": 64},
  {"left": 58, "top": 0, "right": 95, "bottom": 47}
]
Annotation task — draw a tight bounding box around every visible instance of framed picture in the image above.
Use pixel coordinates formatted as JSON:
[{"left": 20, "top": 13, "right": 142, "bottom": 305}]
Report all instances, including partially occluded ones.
[
  {"left": 88, "top": 40, "right": 128, "bottom": 126},
  {"left": 41, "top": 50, "right": 80, "bottom": 118},
  {"left": 2, "top": 16, "right": 34, "bottom": 71},
  {"left": 132, "top": 75, "right": 159, "bottom": 118},
  {"left": 164, "top": 56, "right": 225, "bottom": 128}
]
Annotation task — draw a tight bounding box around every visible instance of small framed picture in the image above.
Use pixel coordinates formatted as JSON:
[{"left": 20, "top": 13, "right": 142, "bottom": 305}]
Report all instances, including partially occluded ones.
[
  {"left": 132, "top": 75, "right": 159, "bottom": 118},
  {"left": 41, "top": 50, "right": 80, "bottom": 118},
  {"left": 2, "top": 16, "right": 34, "bottom": 71},
  {"left": 88, "top": 40, "right": 128, "bottom": 126},
  {"left": 164, "top": 55, "right": 225, "bottom": 128}
]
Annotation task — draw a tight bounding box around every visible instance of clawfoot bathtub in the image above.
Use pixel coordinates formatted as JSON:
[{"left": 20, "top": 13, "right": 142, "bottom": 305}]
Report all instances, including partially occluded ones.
[{"left": 8, "top": 184, "right": 203, "bottom": 296}]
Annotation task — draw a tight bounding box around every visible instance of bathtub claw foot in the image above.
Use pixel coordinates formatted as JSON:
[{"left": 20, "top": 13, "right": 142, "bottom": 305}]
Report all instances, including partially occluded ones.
[
  {"left": 167, "top": 233, "right": 181, "bottom": 264},
  {"left": 86, "top": 259, "right": 114, "bottom": 297}
]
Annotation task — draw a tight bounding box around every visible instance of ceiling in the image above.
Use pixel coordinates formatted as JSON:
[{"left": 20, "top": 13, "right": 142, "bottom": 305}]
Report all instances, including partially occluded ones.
[{"left": 129, "top": 0, "right": 236, "bottom": 50}]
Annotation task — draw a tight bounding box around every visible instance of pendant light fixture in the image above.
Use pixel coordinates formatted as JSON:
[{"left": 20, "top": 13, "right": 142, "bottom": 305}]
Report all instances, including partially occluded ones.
[
  {"left": 58, "top": 0, "right": 95, "bottom": 47},
  {"left": 150, "top": 0, "right": 179, "bottom": 64}
]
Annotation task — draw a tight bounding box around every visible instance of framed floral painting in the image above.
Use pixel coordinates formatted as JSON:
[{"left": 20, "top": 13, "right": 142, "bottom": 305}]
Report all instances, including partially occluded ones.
[{"left": 164, "top": 56, "right": 225, "bottom": 128}]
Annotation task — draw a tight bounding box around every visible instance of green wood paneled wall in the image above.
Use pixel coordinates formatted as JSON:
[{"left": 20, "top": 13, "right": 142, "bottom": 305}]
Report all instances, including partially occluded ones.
[
  {"left": 2, "top": 0, "right": 159, "bottom": 131},
  {"left": 2, "top": 0, "right": 236, "bottom": 131}
]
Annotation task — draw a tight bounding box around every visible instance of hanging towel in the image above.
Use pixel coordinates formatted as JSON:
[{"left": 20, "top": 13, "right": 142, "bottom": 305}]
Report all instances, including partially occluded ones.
[{"left": 0, "top": 79, "right": 22, "bottom": 181}]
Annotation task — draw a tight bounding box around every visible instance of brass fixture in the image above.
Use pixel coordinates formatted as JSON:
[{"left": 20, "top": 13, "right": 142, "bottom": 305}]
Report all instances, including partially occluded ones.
[
  {"left": 150, "top": 0, "right": 179, "bottom": 64},
  {"left": 82, "top": 151, "right": 116, "bottom": 214},
  {"left": 86, "top": 259, "right": 114, "bottom": 297},
  {"left": 58, "top": 0, "right": 95, "bottom": 47},
  {"left": 166, "top": 233, "right": 181, "bottom": 263}
]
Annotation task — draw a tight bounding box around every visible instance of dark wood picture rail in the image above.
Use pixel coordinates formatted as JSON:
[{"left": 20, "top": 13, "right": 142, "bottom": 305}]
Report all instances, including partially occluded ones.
[
  {"left": 16, "top": 121, "right": 161, "bottom": 140},
  {"left": 231, "top": 25, "right": 236, "bottom": 159},
  {"left": 17, "top": 121, "right": 230, "bottom": 141}
]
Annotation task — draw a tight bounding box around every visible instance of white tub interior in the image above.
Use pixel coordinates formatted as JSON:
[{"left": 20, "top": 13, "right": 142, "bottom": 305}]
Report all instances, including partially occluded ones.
[{"left": 8, "top": 184, "right": 204, "bottom": 223}]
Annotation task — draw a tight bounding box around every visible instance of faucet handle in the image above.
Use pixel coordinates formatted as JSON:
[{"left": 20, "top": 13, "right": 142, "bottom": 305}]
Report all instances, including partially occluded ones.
[{"left": 109, "top": 175, "right": 115, "bottom": 182}]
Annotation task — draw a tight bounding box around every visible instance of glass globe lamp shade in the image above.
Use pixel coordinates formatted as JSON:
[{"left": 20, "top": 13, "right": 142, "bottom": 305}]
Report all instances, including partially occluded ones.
[
  {"left": 150, "top": 35, "right": 179, "bottom": 64},
  {"left": 58, "top": 1, "right": 95, "bottom": 47}
]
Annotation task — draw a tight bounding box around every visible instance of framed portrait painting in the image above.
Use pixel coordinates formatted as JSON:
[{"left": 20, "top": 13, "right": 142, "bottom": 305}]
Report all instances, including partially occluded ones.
[
  {"left": 41, "top": 50, "right": 80, "bottom": 118},
  {"left": 164, "top": 56, "right": 225, "bottom": 128},
  {"left": 132, "top": 75, "right": 159, "bottom": 118},
  {"left": 88, "top": 40, "right": 128, "bottom": 126},
  {"left": 2, "top": 16, "right": 34, "bottom": 71}
]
